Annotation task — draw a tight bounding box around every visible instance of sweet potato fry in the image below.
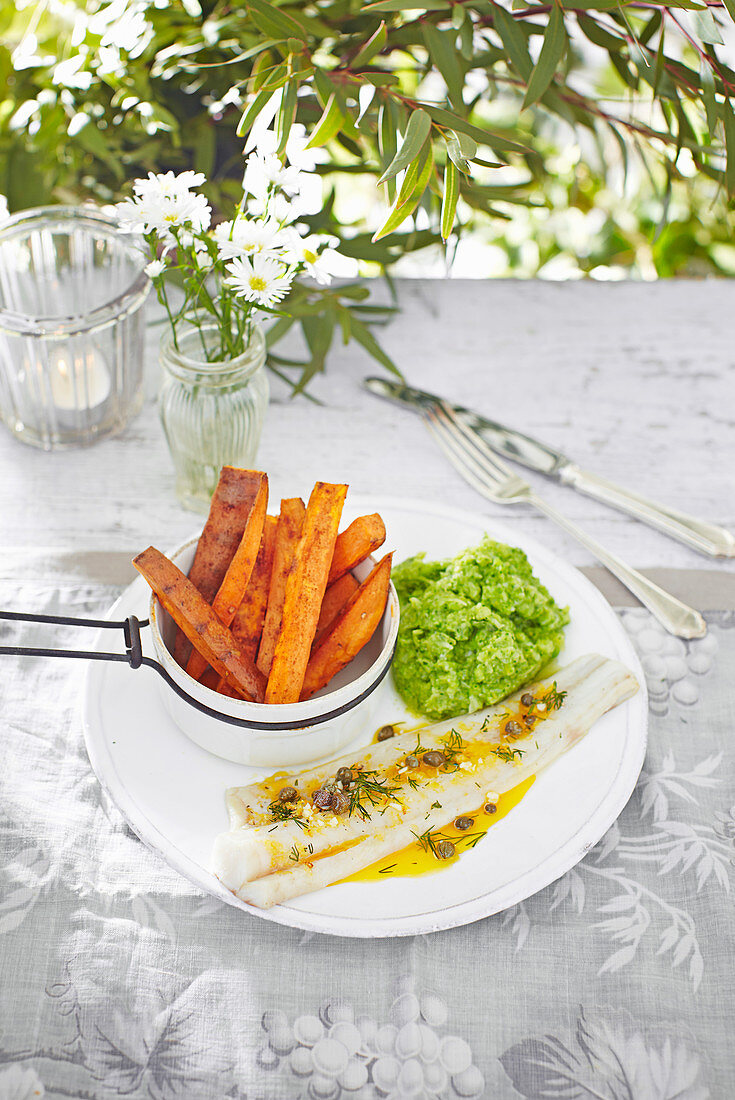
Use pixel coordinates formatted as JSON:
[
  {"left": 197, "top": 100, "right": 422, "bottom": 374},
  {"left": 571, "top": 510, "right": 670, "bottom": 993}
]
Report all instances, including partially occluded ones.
[
  {"left": 186, "top": 474, "right": 268, "bottom": 681},
  {"left": 328, "top": 513, "right": 386, "bottom": 584},
  {"left": 301, "top": 553, "right": 392, "bottom": 700},
  {"left": 231, "top": 514, "right": 277, "bottom": 659},
  {"left": 311, "top": 572, "right": 359, "bottom": 652},
  {"left": 256, "top": 499, "right": 306, "bottom": 678},
  {"left": 266, "top": 482, "right": 347, "bottom": 705},
  {"left": 134, "top": 546, "right": 266, "bottom": 703},
  {"left": 212, "top": 513, "right": 277, "bottom": 693},
  {"left": 173, "top": 467, "right": 267, "bottom": 667}
]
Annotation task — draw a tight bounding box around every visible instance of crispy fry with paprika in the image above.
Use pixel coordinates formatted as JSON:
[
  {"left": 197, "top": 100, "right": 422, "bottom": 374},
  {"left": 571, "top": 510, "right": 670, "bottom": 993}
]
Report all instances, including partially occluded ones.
[
  {"left": 265, "top": 482, "right": 347, "bottom": 705},
  {"left": 186, "top": 475, "right": 268, "bottom": 681},
  {"left": 134, "top": 547, "right": 266, "bottom": 702},
  {"left": 311, "top": 572, "right": 359, "bottom": 652},
  {"left": 301, "top": 553, "right": 392, "bottom": 700},
  {"left": 256, "top": 499, "right": 306, "bottom": 677},
  {"left": 327, "top": 513, "right": 386, "bottom": 585},
  {"left": 173, "top": 467, "right": 266, "bottom": 666}
]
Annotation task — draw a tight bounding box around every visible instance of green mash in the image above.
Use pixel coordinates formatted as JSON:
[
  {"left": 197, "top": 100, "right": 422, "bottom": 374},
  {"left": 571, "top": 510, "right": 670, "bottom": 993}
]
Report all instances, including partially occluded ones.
[{"left": 391, "top": 537, "right": 568, "bottom": 720}]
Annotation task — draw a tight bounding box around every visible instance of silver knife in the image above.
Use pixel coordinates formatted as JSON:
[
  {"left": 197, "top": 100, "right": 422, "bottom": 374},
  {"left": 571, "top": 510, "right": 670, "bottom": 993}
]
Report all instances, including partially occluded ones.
[{"left": 364, "top": 377, "right": 735, "bottom": 559}]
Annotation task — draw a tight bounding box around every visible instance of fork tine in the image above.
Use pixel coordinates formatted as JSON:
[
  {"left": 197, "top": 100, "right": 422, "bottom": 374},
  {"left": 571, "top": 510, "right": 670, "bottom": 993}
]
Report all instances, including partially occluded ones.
[
  {"left": 435, "top": 401, "right": 517, "bottom": 481},
  {"left": 423, "top": 409, "right": 504, "bottom": 502}
]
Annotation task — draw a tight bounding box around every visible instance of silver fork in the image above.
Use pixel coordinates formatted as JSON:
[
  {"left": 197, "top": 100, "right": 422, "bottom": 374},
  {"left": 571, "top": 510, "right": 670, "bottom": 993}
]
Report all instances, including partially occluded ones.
[{"left": 424, "top": 401, "right": 706, "bottom": 639}]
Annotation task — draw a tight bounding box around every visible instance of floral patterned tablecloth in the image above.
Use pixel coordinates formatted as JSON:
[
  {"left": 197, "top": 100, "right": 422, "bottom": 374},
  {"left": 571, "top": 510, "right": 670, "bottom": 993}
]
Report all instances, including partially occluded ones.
[{"left": 1, "top": 575, "right": 733, "bottom": 1100}]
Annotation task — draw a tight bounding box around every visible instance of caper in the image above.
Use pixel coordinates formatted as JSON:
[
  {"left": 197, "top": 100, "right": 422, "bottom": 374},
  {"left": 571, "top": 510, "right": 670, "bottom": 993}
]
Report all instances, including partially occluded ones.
[
  {"left": 405, "top": 755, "right": 419, "bottom": 769},
  {"left": 523, "top": 714, "right": 536, "bottom": 728},
  {"left": 435, "top": 840, "right": 456, "bottom": 860},
  {"left": 504, "top": 720, "right": 524, "bottom": 738},
  {"left": 312, "top": 788, "right": 334, "bottom": 810},
  {"left": 278, "top": 786, "right": 298, "bottom": 803},
  {"left": 520, "top": 692, "right": 534, "bottom": 707},
  {"left": 377, "top": 725, "right": 396, "bottom": 742},
  {"left": 484, "top": 802, "right": 497, "bottom": 815},
  {"left": 330, "top": 791, "right": 350, "bottom": 814},
  {"left": 454, "top": 816, "right": 474, "bottom": 831},
  {"left": 422, "top": 751, "right": 445, "bottom": 768},
  {"left": 336, "top": 767, "right": 354, "bottom": 784}
]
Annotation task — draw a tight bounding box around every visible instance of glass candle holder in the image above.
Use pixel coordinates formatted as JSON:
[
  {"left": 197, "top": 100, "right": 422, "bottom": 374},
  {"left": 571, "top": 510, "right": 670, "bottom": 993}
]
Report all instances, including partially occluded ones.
[
  {"left": 0, "top": 205, "right": 150, "bottom": 449},
  {"left": 159, "top": 322, "right": 269, "bottom": 513}
]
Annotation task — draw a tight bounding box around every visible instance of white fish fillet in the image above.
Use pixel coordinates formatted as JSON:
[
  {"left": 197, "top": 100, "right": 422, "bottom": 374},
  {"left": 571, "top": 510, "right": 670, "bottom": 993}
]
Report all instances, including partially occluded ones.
[{"left": 212, "top": 654, "right": 637, "bottom": 907}]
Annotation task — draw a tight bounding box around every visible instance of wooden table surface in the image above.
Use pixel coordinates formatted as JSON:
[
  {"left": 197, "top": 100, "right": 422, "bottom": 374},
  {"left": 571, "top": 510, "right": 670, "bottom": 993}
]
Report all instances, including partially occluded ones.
[{"left": 2, "top": 278, "right": 733, "bottom": 598}]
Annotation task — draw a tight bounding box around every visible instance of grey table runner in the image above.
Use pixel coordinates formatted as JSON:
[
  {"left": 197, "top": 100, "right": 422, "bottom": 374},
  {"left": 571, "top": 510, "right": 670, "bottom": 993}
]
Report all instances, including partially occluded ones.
[{"left": 1, "top": 576, "right": 733, "bottom": 1100}]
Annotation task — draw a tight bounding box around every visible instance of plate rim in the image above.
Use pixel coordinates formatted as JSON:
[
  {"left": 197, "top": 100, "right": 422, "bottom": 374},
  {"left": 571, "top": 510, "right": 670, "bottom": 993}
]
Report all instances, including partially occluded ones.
[{"left": 81, "top": 493, "right": 648, "bottom": 938}]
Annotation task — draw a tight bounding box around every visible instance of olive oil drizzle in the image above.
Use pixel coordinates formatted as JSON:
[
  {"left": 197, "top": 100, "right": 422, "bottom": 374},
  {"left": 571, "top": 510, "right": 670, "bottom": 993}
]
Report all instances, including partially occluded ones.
[{"left": 340, "top": 776, "right": 536, "bottom": 884}]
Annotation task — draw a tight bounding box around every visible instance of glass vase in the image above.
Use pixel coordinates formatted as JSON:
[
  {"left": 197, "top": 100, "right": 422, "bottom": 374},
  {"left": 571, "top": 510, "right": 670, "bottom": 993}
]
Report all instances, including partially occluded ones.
[
  {"left": 159, "top": 322, "right": 269, "bottom": 512},
  {"left": 0, "top": 205, "right": 149, "bottom": 449}
]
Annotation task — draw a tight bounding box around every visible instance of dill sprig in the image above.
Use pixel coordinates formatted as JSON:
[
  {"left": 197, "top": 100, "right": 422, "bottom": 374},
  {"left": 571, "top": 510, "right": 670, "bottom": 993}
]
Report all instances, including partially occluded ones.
[
  {"left": 439, "top": 728, "right": 465, "bottom": 770},
  {"left": 348, "top": 769, "right": 402, "bottom": 821},
  {"left": 288, "top": 845, "right": 299, "bottom": 862},
  {"left": 526, "top": 682, "right": 567, "bottom": 714},
  {"left": 460, "top": 830, "right": 488, "bottom": 850},
  {"left": 491, "top": 744, "right": 525, "bottom": 764},
  {"left": 543, "top": 682, "right": 567, "bottom": 710},
  {"left": 267, "top": 799, "right": 307, "bottom": 830},
  {"left": 412, "top": 827, "right": 453, "bottom": 858}
]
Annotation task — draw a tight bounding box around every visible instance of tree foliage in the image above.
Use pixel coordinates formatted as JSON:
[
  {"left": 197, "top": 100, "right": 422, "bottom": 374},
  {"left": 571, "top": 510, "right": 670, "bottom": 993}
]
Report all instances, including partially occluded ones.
[{"left": 2, "top": 0, "right": 734, "bottom": 382}]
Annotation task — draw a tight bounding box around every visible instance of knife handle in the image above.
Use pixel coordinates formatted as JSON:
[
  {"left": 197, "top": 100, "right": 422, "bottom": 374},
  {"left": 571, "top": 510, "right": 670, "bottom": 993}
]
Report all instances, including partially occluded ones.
[{"left": 560, "top": 466, "right": 735, "bottom": 559}]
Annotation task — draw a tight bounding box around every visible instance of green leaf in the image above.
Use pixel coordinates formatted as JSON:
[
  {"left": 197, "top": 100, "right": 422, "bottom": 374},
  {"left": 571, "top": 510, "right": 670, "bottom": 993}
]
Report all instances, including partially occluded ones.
[
  {"left": 576, "top": 12, "right": 625, "bottom": 52},
  {"left": 446, "top": 129, "right": 475, "bottom": 173},
  {"left": 265, "top": 316, "right": 295, "bottom": 348},
  {"left": 378, "top": 100, "right": 399, "bottom": 202},
  {"left": 691, "top": 8, "right": 724, "bottom": 44},
  {"left": 700, "top": 58, "right": 717, "bottom": 137},
  {"left": 361, "top": 72, "right": 400, "bottom": 86},
  {"left": 348, "top": 315, "right": 401, "bottom": 376},
  {"left": 364, "top": 0, "right": 450, "bottom": 9},
  {"left": 295, "top": 310, "right": 336, "bottom": 392},
  {"left": 276, "top": 80, "right": 298, "bottom": 154},
  {"left": 246, "top": 0, "right": 307, "bottom": 42},
  {"left": 237, "top": 87, "right": 276, "bottom": 136},
  {"left": 353, "top": 20, "right": 387, "bottom": 66},
  {"left": 373, "top": 142, "right": 434, "bottom": 239},
  {"left": 523, "top": 3, "right": 567, "bottom": 109},
  {"left": 424, "top": 105, "right": 529, "bottom": 154},
  {"left": 306, "top": 92, "right": 346, "bottom": 147},
  {"left": 492, "top": 4, "right": 533, "bottom": 81},
  {"left": 378, "top": 107, "right": 432, "bottom": 184},
  {"left": 423, "top": 23, "right": 465, "bottom": 111},
  {"left": 253, "top": 61, "right": 288, "bottom": 94},
  {"left": 722, "top": 0, "right": 735, "bottom": 22},
  {"left": 723, "top": 97, "right": 735, "bottom": 196},
  {"left": 440, "top": 158, "right": 460, "bottom": 239}
]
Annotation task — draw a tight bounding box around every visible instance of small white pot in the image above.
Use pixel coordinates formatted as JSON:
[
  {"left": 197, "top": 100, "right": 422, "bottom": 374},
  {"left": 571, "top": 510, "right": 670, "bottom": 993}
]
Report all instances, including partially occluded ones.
[{"left": 148, "top": 534, "right": 400, "bottom": 767}]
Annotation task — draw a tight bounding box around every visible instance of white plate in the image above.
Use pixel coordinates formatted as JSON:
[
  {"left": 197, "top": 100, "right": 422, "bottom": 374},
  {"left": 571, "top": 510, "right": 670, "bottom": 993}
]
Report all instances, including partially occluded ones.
[{"left": 82, "top": 496, "right": 647, "bottom": 938}]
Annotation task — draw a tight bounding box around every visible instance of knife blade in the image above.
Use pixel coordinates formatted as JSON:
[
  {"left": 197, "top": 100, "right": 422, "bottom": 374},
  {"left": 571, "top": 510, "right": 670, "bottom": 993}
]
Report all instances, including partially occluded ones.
[{"left": 363, "top": 376, "right": 735, "bottom": 558}]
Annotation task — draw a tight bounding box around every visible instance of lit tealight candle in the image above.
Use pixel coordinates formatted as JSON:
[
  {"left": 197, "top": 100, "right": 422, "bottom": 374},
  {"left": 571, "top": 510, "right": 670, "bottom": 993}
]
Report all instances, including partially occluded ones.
[{"left": 48, "top": 345, "right": 111, "bottom": 412}]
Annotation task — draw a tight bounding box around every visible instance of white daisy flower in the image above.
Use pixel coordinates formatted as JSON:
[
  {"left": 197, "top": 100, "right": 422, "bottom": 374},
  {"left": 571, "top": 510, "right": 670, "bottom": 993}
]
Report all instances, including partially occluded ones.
[
  {"left": 133, "top": 170, "right": 206, "bottom": 201},
  {"left": 243, "top": 152, "right": 305, "bottom": 201},
  {"left": 213, "top": 217, "right": 283, "bottom": 261},
  {"left": 283, "top": 233, "right": 358, "bottom": 285},
  {"left": 0, "top": 194, "right": 8, "bottom": 224},
  {"left": 144, "top": 258, "right": 165, "bottom": 278},
  {"left": 115, "top": 188, "right": 211, "bottom": 243},
  {"left": 226, "top": 255, "right": 294, "bottom": 308},
  {"left": 245, "top": 119, "right": 322, "bottom": 173}
]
